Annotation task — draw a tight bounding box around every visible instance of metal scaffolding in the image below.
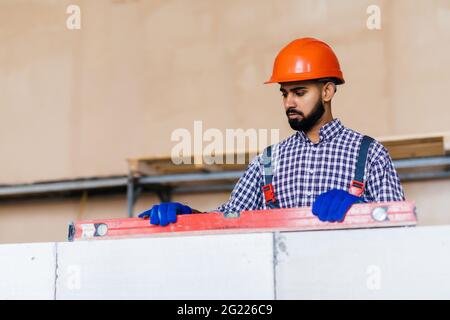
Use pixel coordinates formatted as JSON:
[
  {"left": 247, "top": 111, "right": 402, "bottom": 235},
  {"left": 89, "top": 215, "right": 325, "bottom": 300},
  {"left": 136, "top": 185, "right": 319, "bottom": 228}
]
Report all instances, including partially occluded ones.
[{"left": 1, "top": 155, "right": 449, "bottom": 217}]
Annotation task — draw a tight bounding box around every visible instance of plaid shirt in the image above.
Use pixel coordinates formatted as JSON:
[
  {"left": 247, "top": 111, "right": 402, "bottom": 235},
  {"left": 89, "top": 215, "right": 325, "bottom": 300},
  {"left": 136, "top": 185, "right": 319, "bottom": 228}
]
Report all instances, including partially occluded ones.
[{"left": 214, "top": 118, "right": 405, "bottom": 213}]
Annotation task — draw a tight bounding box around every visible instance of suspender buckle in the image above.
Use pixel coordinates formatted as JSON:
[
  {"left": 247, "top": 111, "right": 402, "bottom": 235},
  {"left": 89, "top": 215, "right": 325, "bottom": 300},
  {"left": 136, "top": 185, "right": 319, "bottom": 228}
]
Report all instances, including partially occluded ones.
[
  {"left": 262, "top": 184, "right": 276, "bottom": 204},
  {"left": 349, "top": 180, "right": 365, "bottom": 197}
]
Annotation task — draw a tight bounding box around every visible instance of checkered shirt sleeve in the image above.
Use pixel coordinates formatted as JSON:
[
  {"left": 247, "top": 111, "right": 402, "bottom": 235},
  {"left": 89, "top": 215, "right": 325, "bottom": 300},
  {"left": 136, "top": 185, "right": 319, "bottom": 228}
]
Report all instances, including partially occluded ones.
[
  {"left": 365, "top": 144, "right": 405, "bottom": 202},
  {"left": 211, "top": 156, "right": 264, "bottom": 214}
]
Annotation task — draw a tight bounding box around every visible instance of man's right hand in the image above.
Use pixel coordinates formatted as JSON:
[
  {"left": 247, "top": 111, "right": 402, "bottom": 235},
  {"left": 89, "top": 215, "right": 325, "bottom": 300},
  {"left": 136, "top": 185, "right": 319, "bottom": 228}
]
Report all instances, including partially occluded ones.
[{"left": 138, "top": 202, "right": 193, "bottom": 226}]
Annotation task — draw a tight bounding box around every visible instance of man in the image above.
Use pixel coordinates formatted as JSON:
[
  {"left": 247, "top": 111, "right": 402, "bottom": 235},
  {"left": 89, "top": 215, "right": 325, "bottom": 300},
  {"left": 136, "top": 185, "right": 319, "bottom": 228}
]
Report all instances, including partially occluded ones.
[{"left": 139, "top": 37, "right": 405, "bottom": 226}]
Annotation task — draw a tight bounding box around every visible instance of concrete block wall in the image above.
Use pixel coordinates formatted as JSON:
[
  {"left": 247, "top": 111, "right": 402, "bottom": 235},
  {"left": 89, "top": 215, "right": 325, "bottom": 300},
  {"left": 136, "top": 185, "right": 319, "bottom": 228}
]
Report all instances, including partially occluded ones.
[
  {"left": 56, "top": 233, "right": 275, "bottom": 299},
  {"left": 1, "top": 226, "right": 450, "bottom": 299},
  {"left": 0, "top": 243, "right": 56, "bottom": 299},
  {"left": 275, "top": 226, "right": 450, "bottom": 299}
]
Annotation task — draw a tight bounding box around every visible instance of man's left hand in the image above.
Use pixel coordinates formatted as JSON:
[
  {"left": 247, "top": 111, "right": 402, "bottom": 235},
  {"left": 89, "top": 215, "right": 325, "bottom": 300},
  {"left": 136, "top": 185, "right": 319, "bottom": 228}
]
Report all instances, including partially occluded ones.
[{"left": 312, "top": 189, "right": 363, "bottom": 222}]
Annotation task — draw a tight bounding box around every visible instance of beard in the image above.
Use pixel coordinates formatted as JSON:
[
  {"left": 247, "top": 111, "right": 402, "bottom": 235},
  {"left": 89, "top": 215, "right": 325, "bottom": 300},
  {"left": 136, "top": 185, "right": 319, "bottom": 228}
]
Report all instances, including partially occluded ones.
[{"left": 287, "top": 98, "right": 325, "bottom": 132}]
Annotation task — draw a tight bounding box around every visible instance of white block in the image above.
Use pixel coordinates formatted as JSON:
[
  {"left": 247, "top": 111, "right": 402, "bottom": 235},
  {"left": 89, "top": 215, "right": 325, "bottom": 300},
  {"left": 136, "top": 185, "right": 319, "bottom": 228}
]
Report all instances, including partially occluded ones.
[
  {"left": 56, "top": 233, "right": 275, "bottom": 299},
  {"left": 275, "top": 226, "right": 450, "bottom": 299},
  {"left": 0, "top": 242, "right": 56, "bottom": 300}
]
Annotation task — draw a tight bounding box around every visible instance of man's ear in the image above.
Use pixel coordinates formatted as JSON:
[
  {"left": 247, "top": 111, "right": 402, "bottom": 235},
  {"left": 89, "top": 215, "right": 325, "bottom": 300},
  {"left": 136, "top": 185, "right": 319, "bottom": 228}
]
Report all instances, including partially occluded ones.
[{"left": 322, "top": 82, "right": 336, "bottom": 102}]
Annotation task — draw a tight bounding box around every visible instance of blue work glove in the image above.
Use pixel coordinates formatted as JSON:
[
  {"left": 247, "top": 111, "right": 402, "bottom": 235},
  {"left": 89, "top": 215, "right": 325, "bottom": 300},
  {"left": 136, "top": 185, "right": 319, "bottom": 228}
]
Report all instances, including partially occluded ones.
[
  {"left": 138, "top": 202, "right": 192, "bottom": 226},
  {"left": 312, "top": 189, "right": 364, "bottom": 222}
]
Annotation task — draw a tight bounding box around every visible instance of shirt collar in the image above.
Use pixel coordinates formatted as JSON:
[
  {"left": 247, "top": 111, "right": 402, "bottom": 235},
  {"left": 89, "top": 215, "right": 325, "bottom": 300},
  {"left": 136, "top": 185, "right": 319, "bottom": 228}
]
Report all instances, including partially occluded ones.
[{"left": 295, "top": 118, "right": 344, "bottom": 144}]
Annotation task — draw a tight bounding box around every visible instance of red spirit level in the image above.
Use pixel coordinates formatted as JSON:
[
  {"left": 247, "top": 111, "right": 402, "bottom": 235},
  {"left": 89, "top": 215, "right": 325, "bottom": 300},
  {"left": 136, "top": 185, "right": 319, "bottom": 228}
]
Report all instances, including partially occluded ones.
[{"left": 68, "top": 201, "right": 417, "bottom": 241}]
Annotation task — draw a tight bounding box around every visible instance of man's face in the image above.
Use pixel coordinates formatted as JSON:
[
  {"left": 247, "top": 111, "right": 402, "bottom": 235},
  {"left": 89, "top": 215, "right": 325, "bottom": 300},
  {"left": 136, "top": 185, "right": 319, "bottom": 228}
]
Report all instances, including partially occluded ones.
[{"left": 280, "top": 81, "right": 325, "bottom": 133}]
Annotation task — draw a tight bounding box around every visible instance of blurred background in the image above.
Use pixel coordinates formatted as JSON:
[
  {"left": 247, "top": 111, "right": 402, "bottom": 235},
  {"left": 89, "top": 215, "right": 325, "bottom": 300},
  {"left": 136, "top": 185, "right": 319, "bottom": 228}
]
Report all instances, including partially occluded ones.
[{"left": 1, "top": 0, "right": 449, "bottom": 244}]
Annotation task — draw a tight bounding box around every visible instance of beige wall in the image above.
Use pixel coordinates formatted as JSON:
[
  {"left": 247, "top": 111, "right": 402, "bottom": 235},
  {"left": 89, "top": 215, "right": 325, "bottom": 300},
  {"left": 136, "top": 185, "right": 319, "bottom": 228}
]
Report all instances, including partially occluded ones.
[{"left": 1, "top": 0, "right": 449, "bottom": 244}]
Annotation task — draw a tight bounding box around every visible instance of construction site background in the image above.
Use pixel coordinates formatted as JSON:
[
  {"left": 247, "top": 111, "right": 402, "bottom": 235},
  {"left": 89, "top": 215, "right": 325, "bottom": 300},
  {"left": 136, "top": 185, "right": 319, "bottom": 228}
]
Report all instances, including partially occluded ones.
[{"left": 1, "top": 0, "right": 450, "bottom": 244}]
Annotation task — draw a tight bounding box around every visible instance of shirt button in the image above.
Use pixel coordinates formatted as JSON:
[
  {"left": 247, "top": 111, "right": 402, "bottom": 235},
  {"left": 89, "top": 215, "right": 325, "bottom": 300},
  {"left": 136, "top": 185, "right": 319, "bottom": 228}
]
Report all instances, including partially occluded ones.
[
  {"left": 306, "top": 191, "right": 313, "bottom": 197},
  {"left": 309, "top": 169, "right": 314, "bottom": 174}
]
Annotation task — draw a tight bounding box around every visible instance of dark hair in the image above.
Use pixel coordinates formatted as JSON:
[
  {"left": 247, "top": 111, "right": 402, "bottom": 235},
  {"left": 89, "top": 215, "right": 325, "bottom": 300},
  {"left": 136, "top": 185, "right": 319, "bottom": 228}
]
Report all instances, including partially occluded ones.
[{"left": 316, "top": 77, "right": 339, "bottom": 92}]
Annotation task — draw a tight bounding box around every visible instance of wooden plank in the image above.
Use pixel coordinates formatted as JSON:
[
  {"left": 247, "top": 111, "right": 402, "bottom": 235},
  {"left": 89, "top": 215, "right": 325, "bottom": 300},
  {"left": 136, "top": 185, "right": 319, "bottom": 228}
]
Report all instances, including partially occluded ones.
[
  {"left": 127, "top": 133, "right": 450, "bottom": 176},
  {"left": 380, "top": 137, "right": 445, "bottom": 159},
  {"left": 378, "top": 132, "right": 450, "bottom": 159},
  {"left": 127, "top": 152, "right": 256, "bottom": 176}
]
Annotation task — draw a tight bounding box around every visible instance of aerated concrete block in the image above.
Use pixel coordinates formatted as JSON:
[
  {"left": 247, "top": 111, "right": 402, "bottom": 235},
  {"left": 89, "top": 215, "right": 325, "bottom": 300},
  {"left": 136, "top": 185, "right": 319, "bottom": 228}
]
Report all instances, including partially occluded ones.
[
  {"left": 0, "top": 242, "right": 56, "bottom": 300},
  {"left": 275, "top": 226, "right": 450, "bottom": 299},
  {"left": 56, "top": 233, "right": 275, "bottom": 299}
]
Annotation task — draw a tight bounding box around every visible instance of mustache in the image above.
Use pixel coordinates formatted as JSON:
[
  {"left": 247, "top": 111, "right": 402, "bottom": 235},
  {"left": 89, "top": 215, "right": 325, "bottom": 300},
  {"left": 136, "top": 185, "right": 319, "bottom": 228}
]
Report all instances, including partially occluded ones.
[{"left": 286, "top": 108, "right": 304, "bottom": 117}]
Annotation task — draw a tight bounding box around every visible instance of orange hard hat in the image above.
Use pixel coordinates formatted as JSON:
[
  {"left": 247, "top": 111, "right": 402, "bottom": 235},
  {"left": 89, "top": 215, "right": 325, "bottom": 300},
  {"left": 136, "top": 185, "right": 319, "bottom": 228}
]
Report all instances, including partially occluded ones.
[{"left": 265, "top": 37, "right": 345, "bottom": 85}]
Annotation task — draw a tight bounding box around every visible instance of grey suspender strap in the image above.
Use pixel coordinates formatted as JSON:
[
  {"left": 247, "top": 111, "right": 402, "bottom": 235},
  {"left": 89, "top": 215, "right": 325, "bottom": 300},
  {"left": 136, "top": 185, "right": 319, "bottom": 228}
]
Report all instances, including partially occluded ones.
[
  {"left": 349, "top": 135, "right": 375, "bottom": 197},
  {"left": 261, "top": 145, "right": 280, "bottom": 209}
]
